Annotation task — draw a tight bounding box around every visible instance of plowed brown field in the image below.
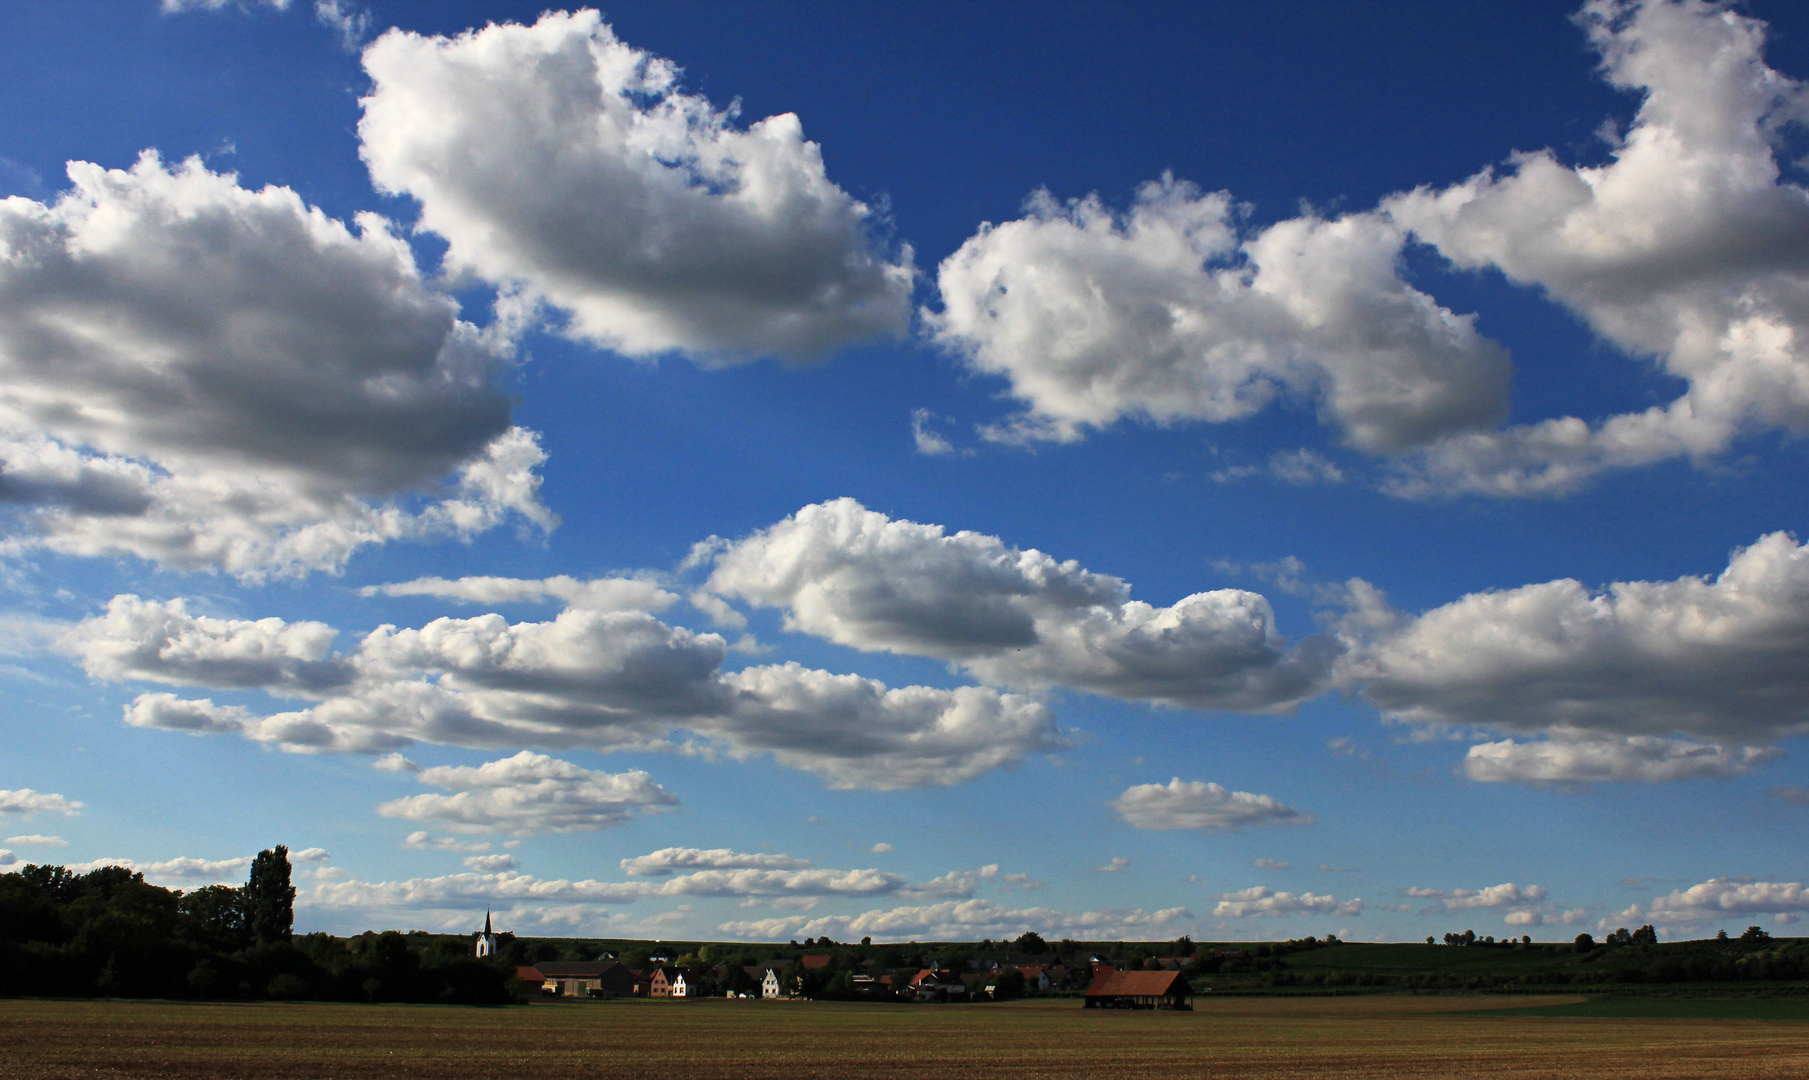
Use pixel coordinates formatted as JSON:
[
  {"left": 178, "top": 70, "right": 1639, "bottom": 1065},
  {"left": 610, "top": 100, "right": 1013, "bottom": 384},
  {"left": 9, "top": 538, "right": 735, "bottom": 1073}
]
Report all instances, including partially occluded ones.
[{"left": 4, "top": 995, "right": 1807, "bottom": 1079}]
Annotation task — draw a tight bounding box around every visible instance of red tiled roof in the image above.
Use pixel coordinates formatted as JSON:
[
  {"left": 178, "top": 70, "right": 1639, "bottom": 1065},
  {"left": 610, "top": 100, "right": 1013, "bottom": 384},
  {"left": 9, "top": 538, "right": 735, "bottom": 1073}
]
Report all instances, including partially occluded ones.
[
  {"left": 515, "top": 966, "right": 545, "bottom": 982},
  {"left": 1084, "top": 970, "right": 1190, "bottom": 997},
  {"left": 800, "top": 954, "right": 832, "bottom": 970}
]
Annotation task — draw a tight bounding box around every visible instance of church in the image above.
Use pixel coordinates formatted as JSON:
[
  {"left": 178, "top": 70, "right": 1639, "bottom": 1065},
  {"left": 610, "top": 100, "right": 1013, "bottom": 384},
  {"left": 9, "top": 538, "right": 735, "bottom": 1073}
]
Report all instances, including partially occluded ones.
[{"left": 474, "top": 909, "right": 500, "bottom": 958}]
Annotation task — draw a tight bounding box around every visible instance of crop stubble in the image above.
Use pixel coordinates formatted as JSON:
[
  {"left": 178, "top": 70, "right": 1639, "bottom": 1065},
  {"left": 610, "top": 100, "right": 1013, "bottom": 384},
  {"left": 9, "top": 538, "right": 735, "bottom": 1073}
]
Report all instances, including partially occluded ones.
[{"left": 3, "top": 995, "right": 1807, "bottom": 1079}]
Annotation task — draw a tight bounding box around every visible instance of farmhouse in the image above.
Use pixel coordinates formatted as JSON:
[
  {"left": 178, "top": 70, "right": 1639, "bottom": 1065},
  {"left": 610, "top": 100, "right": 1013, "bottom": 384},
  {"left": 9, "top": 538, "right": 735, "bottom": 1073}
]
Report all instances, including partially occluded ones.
[{"left": 1083, "top": 969, "right": 1194, "bottom": 1010}]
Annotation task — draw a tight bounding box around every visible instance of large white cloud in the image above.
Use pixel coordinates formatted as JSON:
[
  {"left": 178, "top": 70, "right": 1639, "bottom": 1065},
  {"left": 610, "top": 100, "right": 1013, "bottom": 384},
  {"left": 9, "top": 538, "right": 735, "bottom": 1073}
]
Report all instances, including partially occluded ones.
[
  {"left": 375, "top": 751, "right": 678, "bottom": 834},
  {"left": 77, "top": 590, "right": 1068, "bottom": 790},
  {"left": 1110, "top": 778, "right": 1312, "bottom": 831},
  {"left": 0, "top": 152, "right": 551, "bottom": 576},
  {"left": 1385, "top": 0, "right": 1809, "bottom": 495},
  {"left": 1349, "top": 532, "right": 1809, "bottom": 765},
  {"left": 704, "top": 499, "right": 1338, "bottom": 711},
  {"left": 928, "top": 175, "right": 1510, "bottom": 451},
  {"left": 358, "top": 10, "right": 914, "bottom": 363}
]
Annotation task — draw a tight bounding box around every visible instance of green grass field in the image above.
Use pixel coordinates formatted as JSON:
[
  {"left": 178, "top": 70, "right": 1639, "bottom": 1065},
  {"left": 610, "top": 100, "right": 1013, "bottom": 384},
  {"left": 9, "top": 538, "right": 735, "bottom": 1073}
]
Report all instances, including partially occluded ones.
[{"left": 5, "top": 995, "right": 1809, "bottom": 1079}]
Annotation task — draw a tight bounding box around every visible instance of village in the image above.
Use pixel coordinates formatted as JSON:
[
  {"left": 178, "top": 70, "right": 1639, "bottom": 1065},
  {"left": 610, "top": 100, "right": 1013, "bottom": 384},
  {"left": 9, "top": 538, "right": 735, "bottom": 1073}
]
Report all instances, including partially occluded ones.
[{"left": 479, "top": 914, "right": 1198, "bottom": 1009}]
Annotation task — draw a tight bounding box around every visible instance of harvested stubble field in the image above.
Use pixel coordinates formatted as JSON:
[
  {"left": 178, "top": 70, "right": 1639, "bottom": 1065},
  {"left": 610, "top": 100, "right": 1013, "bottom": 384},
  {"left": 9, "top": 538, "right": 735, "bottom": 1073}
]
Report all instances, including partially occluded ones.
[{"left": 4, "top": 995, "right": 1809, "bottom": 1080}]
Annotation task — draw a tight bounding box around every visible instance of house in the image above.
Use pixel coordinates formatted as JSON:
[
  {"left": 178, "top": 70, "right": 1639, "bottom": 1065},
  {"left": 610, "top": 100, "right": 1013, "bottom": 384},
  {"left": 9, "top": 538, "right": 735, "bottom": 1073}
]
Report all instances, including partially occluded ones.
[
  {"left": 908, "top": 969, "right": 969, "bottom": 1002},
  {"left": 1083, "top": 969, "right": 1194, "bottom": 1010},
  {"left": 514, "top": 965, "right": 549, "bottom": 994},
  {"left": 535, "top": 961, "right": 636, "bottom": 998},
  {"left": 647, "top": 946, "right": 678, "bottom": 964},
  {"left": 761, "top": 968, "right": 784, "bottom": 999},
  {"left": 671, "top": 971, "right": 694, "bottom": 998},
  {"left": 648, "top": 966, "right": 679, "bottom": 997}
]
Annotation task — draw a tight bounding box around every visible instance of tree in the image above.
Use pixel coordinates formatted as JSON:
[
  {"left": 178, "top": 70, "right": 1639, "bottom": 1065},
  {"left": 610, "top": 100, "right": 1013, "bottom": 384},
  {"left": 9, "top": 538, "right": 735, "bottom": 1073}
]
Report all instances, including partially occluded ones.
[
  {"left": 1573, "top": 933, "right": 1595, "bottom": 951},
  {"left": 1426, "top": 937, "right": 1435, "bottom": 945},
  {"left": 1011, "top": 931, "right": 1048, "bottom": 954},
  {"left": 244, "top": 846, "right": 295, "bottom": 946},
  {"left": 1741, "top": 925, "right": 1772, "bottom": 942},
  {"left": 1630, "top": 924, "right": 1658, "bottom": 946}
]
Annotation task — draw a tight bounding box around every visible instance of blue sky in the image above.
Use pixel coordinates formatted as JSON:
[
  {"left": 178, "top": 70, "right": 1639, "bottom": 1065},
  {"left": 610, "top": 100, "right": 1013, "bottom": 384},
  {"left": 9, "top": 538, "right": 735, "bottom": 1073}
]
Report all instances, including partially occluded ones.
[{"left": 3, "top": 0, "right": 1809, "bottom": 944}]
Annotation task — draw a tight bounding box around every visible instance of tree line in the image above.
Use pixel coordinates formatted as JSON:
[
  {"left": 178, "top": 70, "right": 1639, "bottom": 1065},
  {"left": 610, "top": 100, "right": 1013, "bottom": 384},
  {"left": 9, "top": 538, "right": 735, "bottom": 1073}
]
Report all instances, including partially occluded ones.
[{"left": 0, "top": 848, "right": 512, "bottom": 1004}]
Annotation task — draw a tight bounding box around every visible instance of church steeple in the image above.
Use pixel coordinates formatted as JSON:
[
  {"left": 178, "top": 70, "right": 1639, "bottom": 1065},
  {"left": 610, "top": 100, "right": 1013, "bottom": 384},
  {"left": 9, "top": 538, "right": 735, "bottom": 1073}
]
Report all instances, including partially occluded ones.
[{"left": 476, "top": 908, "right": 498, "bottom": 958}]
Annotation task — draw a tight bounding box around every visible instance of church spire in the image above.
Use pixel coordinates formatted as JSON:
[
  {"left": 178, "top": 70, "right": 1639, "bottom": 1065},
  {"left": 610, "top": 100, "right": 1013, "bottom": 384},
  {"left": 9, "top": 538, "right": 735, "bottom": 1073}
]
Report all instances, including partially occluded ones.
[{"left": 484, "top": 908, "right": 492, "bottom": 934}]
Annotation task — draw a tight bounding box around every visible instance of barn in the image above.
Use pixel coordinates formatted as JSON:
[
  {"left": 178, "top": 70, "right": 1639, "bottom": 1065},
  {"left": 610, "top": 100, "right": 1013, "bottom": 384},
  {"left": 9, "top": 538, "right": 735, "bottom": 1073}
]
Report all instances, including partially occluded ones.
[{"left": 1082, "top": 969, "right": 1194, "bottom": 1010}]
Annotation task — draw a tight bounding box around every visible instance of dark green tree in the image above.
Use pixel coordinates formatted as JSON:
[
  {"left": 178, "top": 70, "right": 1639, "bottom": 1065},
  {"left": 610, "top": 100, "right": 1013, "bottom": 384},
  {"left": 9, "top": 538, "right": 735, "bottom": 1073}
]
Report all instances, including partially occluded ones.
[
  {"left": 1011, "top": 930, "right": 1048, "bottom": 954},
  {"left": 244, "top": 846, "right": 295, "bottom": 946}
]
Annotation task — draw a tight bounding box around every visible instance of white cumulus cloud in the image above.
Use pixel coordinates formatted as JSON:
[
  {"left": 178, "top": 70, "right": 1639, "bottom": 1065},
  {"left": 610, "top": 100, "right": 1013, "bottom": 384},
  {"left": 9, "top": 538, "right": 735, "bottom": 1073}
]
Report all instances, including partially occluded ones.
[
  {"left": 1213, "top": 886, "right": 1362, "bottom": 918},
  {"left": 375, "top": 751, "right": 678, "bottom": 834},
  {"left": 358, "top": 10, "right": 913, "bottom": 363},
  {"left": 79, "top": 591, "right": 1067, "bottom": 790},
  {"left": 928, "top": 175, "right": 1509, "bottom": 452},
  {"left": 0, "top": 789, "right": 83, "bottom": 816},
  {"left": 0, "top": 152, "right": 551, "bottom": 576},
  {"left": 1463, "top": 735, "right": 1779, "bottom": 784},
  {"left": 1385, "top": 0, "right": 1809, "bottom": 495},
  {"left": 619, "top": 847, "right": 813, "bottom": 877},
  {"left": 1110, "top": 778, "right": 1313, "bottom": 831},
  {"left": 1348, "top": 532, "right": 1809, "bottom": 764},
  {"left": 703, "top": 498, "right": 1338, "bottom": 711}
]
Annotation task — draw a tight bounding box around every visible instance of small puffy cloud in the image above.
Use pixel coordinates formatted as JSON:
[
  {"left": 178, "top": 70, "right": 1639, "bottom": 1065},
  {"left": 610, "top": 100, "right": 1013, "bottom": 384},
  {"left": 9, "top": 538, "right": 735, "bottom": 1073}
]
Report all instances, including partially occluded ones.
[
  {"left": 1404, "top": 883, "right": 1548, "bottom": 911},
  {"left": 870, "top": 842, "right": 894, "bottom": 853},
  {"left": 1212, "top": 449, "right": 1346, "bottom": 487},
  {"left": 358, "top": 11, "right": 913, "bottom": 363},
  {"left": 361, "top": 575, "right": 676, "bottom": 613},
  {"left": 619, "top": 847, "right": 813, "bottom": 877},
  {"left": 1097, "top": 857, "right": 1131, "bottom": 873},
  {"left": 290, "top": 847, "right": 330, "bottom": 863},
  {"left": 376, "top": 751, "right": 678, "bottom": 834},
  {"left": 1463, "top": 736, "right": 1779, "bottom": 784},
  {"left": 463, "top": 854, "right": 518, "bottom": 872},
  {"left": 1385, "top": 0, "right": 1809, "bottom": 496},
  {"left": 910, "top": 409, "right": 959, "bottom": 456},
  {"left": 718, "top": 899, "right": 1190, "bottom": 943},
  {"left": 0, "top": 789, "right": 83, "bottom": 816},
  {"left": 1349, "top": 533, "right": 1809, "bottom": 752},
  {"left": 402, "top": 831, "right": 490, "bottom": 853},
  {"left": 1504, "top": 908, "right": 1588, "bottom": 927},
  {"left": 1213, "top": 886, "right": 1362, "bottom": 918},
  {"left": 1771, "top": 785, "right": 1809, "bottom": 806},
  {"left": 1111, "top": 778, "right": 1313, "bottom": 831},
  {"left": 0, "top": 152, "right": 550, "bottom": 577},
  {"left": 373, "top": 753, "right": 419, "bottom": 773},
  {"left": 928, "top": 176, "right": 1508, "bottom": 452},
  {"left": 1254, "top": 858, "right": 1290, "bottom": 871},
  {"left": 5, "top": 834, "right": 67, "bottom": 846},
  {"left": 704, "top": 499, "right": 1338, "bottom": 711}
]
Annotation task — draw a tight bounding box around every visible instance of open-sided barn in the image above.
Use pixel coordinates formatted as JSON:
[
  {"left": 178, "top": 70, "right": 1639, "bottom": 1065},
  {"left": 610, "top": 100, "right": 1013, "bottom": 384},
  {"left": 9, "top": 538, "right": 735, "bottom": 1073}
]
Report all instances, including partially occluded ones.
[{"left": 1083, "top": 969, "right": 1194, "bottom": 1010}]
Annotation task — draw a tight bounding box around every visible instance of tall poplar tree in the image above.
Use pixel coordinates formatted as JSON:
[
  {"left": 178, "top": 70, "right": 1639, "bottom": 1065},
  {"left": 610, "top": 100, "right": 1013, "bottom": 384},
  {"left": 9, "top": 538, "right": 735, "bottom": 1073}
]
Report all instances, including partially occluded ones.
[{"left": 244, "top": 845, "right": 295, "bottom": 946}]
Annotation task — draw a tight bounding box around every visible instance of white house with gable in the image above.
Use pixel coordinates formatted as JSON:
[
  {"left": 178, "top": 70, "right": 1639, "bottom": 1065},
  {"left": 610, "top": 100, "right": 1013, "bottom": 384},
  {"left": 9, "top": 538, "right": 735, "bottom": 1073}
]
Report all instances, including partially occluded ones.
[{"left": 762, "top": 969, "right": 783, "bottom": 998}]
